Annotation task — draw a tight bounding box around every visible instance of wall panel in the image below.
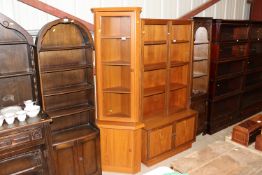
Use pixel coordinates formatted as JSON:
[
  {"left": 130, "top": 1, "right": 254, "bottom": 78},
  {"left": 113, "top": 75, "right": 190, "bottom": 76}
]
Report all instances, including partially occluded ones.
[{"left": 0, "top": 0, "right": 251, "bottom": 31}]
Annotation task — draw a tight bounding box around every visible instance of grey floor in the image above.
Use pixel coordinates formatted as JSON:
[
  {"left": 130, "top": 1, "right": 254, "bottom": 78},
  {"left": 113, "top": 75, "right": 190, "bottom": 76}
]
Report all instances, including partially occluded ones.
[{"left": 102, "top": 113, "right": 261, "bottom": 175}]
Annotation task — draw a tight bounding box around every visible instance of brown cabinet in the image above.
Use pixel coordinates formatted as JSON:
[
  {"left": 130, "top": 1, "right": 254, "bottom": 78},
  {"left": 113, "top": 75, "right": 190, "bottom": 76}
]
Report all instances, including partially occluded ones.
[
  {"left": 208, "top": 20, "right": 249, "bottom": 134},
  {"left": 191, "top": 17, "right": 212, "bottom": 135},
  {"left": 0, "top": 13, "right": 53, "bottom": 175},
  {"left": 36, "top": 18, "right": 101, "bottom": 174},
  {"left": 53, "top": 132, "right": 100, "bottom": 175}
]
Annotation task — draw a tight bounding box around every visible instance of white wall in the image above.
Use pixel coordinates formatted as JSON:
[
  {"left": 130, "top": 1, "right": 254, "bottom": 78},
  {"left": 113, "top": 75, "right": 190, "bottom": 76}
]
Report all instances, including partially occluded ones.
[{"left": 0, "top": 0, "right": 251, "bottom": 32}]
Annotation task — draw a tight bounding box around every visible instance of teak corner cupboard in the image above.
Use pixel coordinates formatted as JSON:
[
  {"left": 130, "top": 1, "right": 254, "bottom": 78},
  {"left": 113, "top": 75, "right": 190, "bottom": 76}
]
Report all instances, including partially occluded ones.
[{"left": 92, "top": 7, "right": 197, "bottom": 173}]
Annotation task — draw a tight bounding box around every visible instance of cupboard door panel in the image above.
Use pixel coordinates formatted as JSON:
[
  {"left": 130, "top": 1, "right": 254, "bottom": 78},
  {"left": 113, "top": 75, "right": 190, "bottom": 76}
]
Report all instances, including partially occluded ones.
[
  {"left": 53, "top": 142, "right": 78, "bottom": 175},
  {"left": 175, "top": 116, "right": 196, "bottom": 147},
  {"left": 149, "top": 125, "right": 172, "bottom": 158},
  {"left": 78, "top": 138, "right": 100, "bottom": 175}
]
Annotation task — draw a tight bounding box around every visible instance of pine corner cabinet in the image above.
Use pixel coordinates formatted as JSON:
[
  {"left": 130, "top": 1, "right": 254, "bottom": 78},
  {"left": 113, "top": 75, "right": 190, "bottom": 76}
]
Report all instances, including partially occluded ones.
[
  {"left": 0, "top": 13, "right": 53, "bottom": 175},
  {"left": 92, "top": 7, "right": 197, "bottom": 172},
  {"left": 36, "top": 18, "right": 101, "bottom": 175}
]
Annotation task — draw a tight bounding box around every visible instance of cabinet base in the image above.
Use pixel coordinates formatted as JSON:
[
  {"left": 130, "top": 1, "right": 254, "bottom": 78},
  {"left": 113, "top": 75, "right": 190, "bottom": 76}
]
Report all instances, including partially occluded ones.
[{"left": 142, "top": 143, "right": 192, "bottom": 166}]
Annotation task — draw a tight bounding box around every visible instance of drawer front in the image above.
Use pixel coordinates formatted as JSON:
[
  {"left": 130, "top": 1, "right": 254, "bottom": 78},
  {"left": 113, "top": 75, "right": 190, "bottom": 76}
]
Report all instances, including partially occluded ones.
[
  {"left": 148, "top": 125, "right": 173, "bottom": 158},
  {"left": 0, "top": 149, "right": 43, "bottom": 175},
  {"left": 0, "top": 128, "right": 43, "bottom": 150},
  {"left": 210, "top": 95, "right": 240, "bottom": 121},
  {"left": 211, "top": 76, "right": 243, "bottom": 97},
  {"left": 219, "top": 43, "right": 248, "bottom": 59},
  {"left": 216, "top": 60, "right": 245, "bottom": 78}
]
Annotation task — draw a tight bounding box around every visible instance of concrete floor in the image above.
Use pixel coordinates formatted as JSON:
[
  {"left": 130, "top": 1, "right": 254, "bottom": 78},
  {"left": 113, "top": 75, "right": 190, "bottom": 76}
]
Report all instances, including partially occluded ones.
[{"left": 102, "top": 113, "right": 261, "bottom": 175}]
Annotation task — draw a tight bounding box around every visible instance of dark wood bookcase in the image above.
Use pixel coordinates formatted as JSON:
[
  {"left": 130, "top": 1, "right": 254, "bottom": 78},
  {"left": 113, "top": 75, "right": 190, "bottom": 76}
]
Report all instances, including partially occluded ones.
[
  {"left": 240, "top": 21, "right": 262, "bottom": 118},
  {"left": 191, "top": 17, "right": 212, "bottom": 135},
  {"left": 208, "top": 20, "right": 249, "bottom": 134},
  {"left": 36, "top": 18, "right": 101, "bottom": 175},
  {"left": 0, "top": 13, "right": 53, "bottom": 175}
]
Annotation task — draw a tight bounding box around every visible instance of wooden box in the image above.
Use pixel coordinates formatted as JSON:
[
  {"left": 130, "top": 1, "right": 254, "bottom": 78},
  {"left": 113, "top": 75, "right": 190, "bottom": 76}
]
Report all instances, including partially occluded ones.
[
  {"left": 232, "top": 120, "right": 262, "bottom": 146},
  {"left": 255, "top": 135, "right": 262, "bottom": 151}
]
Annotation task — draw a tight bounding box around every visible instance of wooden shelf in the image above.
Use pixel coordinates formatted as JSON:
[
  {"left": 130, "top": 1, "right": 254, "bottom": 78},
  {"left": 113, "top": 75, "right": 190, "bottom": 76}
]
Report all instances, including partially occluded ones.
[
  {"left": 52, "top": 125, "right": 98, "bottom": 146},
  {"left": 101, "top": 36, "right": 131, "bottom": 39},
  {"left": 144, "top": 85, "right": 165, "bottom": 97},
  {"left": 43, "top": 84, "right": 93, "bottom": 97},
  {"left": 169, "top": 105, "right": 186, "bottom": 115},
  {"left": 48, "top": 104, "right": 95, "bottom": 119},
  {"left": 41, "top": 64, "right": 92, "bottom": 74},
  {"left": 194, "top": 57, "right": 208, "bottom": 61},
  {"left": 40, "top": 44, "right": 92, "bottom": 52},
  {"left": 193, "top": 72, "right": 207, "bottom": 78},
  {"left": 171, "top": 40, "right": 189, "bottom": 44},
  {"left": 194, "top": 42, "right": 209, "bottom": 45},
  {"left": 102, "top": 60, "right": 130, "bottom": 66},
  {"left": 144, "top": 62, "right": 166, "bottom": 71},
  {"left": 170, "top": 83, "right": 187, "bottom": 91},
  {"left": 0, "top": 70, "right": 34, "bottom": 78},
  {"left": 144, "top": 40, "right": 166, "bottom": 45},
  {"left": 0, "top": 40, "right": 28, "bottom": 45},
  {"left": 103, "top": 87, "right": 130, "bottom": 94},
  {"left": 170, "top": 61, "right": 189, "bottom": 67}
]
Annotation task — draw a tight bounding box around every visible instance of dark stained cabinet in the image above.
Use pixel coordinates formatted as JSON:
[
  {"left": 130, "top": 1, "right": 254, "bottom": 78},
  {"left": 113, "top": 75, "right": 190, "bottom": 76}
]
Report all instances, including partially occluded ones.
[
  {"left": 0, "top": 13, "right": 53, "bottom": 175},
  {"left": 208, "top": 20, "right": 249, "bottom": 134},
  {"left": 191, "top": 17, "right": 212, "bottom": 135},
  {"left": 36, "top": 18, "right": 101, "bottom": 175}
]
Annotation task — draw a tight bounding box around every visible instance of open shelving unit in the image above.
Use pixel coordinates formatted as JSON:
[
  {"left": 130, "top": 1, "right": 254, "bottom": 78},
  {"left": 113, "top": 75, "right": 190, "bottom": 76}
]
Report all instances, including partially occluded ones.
[
  {"left": 141, "top": 19, "right": 197, "bottom": 166},
  {"left": 36, "top": 18, "right": 101, "bottom": 175}
]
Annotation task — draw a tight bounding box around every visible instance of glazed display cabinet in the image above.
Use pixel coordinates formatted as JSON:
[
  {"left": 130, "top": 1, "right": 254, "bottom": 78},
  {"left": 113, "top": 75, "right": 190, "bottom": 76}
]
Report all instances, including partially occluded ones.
[
  {"left": 191, "top": 17, "right": 212, "bottom": 135},
  {"left": 92, "top": 7, "right": 197, "bottom": 173},
  {"left": 36, "top": 18, "right": 101, "bottom": 175},
  {"left": 0, "top": 13, "right": 53, "bottom": 175}
]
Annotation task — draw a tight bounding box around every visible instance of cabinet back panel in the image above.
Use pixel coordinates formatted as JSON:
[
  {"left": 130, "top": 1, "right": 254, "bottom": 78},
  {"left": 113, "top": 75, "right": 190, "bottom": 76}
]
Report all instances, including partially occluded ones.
[
  {"left": 45, "top": 90, "right": 93, "bottom": 111},
  {"left": 101, "top": 39, "right": 130, "bottom": 62},
  {"left": 193, "top": 76, "right": 208, "bottom": 93},
  {"left": 0, "top": 76, "right": 33, "bottom": 107},
  {"left": 143, "top": 25, "right": 167, "bottom": 41},
  {"left": 39, "top": 49, "right": 91, "bottom": 68},
  {"left": 171, "top": 25, "right": 191, "bottom": 41},
  {"left": 170, "top": 65, "right": 189, "bottom": 85},
  {"left": 102, "top": 66, "right": 130, "bottom": 89},
  {"left": 169, "top": 88, "right": 187, "bottom": 111},
  {"left": 193, "top": 60, "right": 208, "bottom": 75},
  {"left": 194, "top": 44, "right": 208, "bottom": 60},
  {"left": 51, "top": 111, "right": 92, "bottom": 131},
  {"left": 220, "top": 26, "right": 248, "bottom": 41},
  {"left": 0, "top": 44, "right": 29, "bottom": 74},
  {"left": 194, "top": 27, "right": 208, "bottom": 43},
  {"left": 101, "top": 16, "right": 131, "bottom": 37},
  {"left": 103, "top": 93, "right": 130, "bottom": 117},
  {"left": 144, "top": 69, "right": 166, "bottom": 88},
  {"left": 42, "top": 69, "right": 87, "bottom": 90},
  {"left": 170, "top": 43, "right": 190, "bottom": 62},
  {"left": 217, "top": 60, "right": 245, "bottom": 77},
  {"left": 143, "top": 93, "right": 165, "bottom": 119},
  {"left": 42, "top": 24, "right": 84, "bottom": 47},
  {"left": 143, "top": 45, "right": 167, "bottom": 65}
]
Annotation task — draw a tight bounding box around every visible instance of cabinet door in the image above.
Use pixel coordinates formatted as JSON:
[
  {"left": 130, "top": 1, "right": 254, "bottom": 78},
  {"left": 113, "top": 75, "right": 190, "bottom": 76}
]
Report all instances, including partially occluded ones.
[
  {"left": 175, "top": 116, "right": 196, "bottom": 147},
  {"left": 0, "top": 149, "right": 44, "bottom": 175},
  {"left": 78, "top": 137, "right": 101, "bottom": 175},
  {"left": 53, "top": 142, "right": 78, "bottom": 175},
  {"left": 148, "top": 125, "right": 172, "bottom": 158},
  {"left": 191, "top": 98, "right": 207, "bottom": 134}
]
